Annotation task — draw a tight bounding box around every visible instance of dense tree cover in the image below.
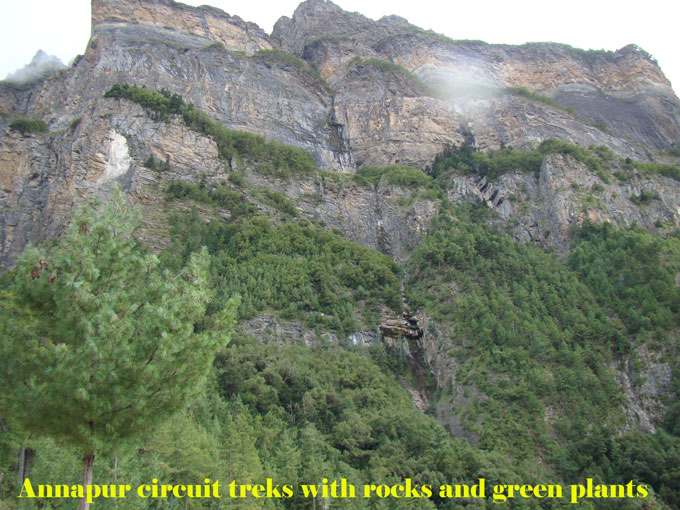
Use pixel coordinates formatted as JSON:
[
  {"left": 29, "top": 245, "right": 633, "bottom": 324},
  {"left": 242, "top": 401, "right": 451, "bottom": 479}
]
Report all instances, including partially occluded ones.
[
  {"left": 406, "top": 205, "right": 680, "bottom": 507},
  {"left": 0, "top": 188, "right": 237, "bottom": 509},
  {"left": 104, "top": 84, "right": 317, "bottom": 178},
  {"left": 406, "top": 206, "right": 626, "bottom": 467},
  {"left": 568, "top": 222, "right": 680, "bottom": 339},
  {"left": 160, "top": 211, "right": 403, "bottom": 334}
]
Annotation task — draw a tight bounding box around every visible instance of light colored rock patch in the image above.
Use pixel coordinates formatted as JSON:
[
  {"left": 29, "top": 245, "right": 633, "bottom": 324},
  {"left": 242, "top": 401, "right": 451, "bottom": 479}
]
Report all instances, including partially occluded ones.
[{"left": 99, "top": 131, "right": 131, "bottom": 184}]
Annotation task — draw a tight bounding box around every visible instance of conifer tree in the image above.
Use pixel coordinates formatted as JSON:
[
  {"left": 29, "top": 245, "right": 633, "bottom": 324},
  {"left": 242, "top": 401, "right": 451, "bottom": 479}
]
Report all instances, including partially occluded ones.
[{"left": 0, "top": 187, "right": 237, "bottom": 510}]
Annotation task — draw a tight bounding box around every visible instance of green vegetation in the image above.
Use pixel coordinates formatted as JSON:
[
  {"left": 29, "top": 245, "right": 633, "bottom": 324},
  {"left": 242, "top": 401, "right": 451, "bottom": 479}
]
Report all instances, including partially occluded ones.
[
  {"left": 357, "top": 164, "right": 434, "bottom": 188},
  {"left": 253, "top": 49, "right": 312, "bottom": 73},
  {"left": 406, "top": 206, "right": 680, "bottom": 508},
  {"left": 8, "top": 118, "right": 48, "bottom": 136},
  {"left": 104, "top": 84, "right": 317, "bottom": 178},
  {"left": 256, "top": 188, "right": 299, "bottom": 217},
  {"left": 504, "top": 86, "right": 562, "bottom": 110},
  {"left": 161, "top": 212, "right": 402, "bottom": 334},
  {"left": 348, "top": 57, "right": 433, "bottom": 96},
  {"left": 199, "top": 41, "right": 227, "bottom": 52},
  {"left": 0, "top": 188, "right": 237, "bottom": 510},
  {"left": 143, "top": 154, "right": 170, "bottom": 172},
  {"left": 587, "top": 120, "right": 609, "bottom": 132},
  {"left": 628, "top": 160, "right": 680, "bottom": 181},
  {"left": 427, "top": 139, "right": 626, "bottom": 182},
  {"left": 69, "top": 117, "right": 82, "bottom": 132},
  {"left": 165, "top": 179, "right": 256, "bottom": 218},
  {"left": 630, "top": 189, "right": 660, "bottom": 205},
  {"left": 427, "top": 143, "right": 544, "bottom": 180},
  {"left": 406, "top": 208, "right": 626, "bottom": 464},
  {"left": 252, "top": 49, "right": 330, "bottom": 92},
  {"left": 568, "top": 222, "right": 680, "bottom": 338}
]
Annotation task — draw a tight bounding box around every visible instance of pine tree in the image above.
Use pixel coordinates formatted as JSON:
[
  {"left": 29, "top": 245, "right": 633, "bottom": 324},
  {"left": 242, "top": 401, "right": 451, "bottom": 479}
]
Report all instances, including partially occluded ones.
[{"left": 0, "top": 187, "right": 238, "bottom": 510}]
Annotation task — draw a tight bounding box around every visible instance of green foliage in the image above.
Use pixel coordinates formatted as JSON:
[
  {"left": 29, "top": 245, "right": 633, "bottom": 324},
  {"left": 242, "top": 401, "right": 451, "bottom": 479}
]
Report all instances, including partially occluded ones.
[
  {"left": 165, "top": 179, "right": 256, "bottom": 218},
  {"left": 629, "top": 160, "right": 680, "bottom": 181},
  {"left": 214, "top": 340, "right": 521, "bottom": 510},
  {"left": 8, "top": 118, "right": 48, "bottom": 136},
  {"left": 0, "top": 187, "right": 237, "bottom": 457},
  {"left": 568, "top": 222, "right": 680, "bottom": 338},
  {"left": 536, "top": 139, "right": 602, "bottom": 170},
  {"left": 630, "top": 189, "right": 660, "bottom": 205},
  {"left": 161, "top": 213, "right": 403, "bottom": 334},
  {"left": 348, "top": 57, "right": 433, "bottom": 96},
  {"left": 200, "top": 41, "right": 226, "bottom": 51},
  {"left": 253, "top": 49, "right": 310, "bottom": 72},
  {"left": 104, "top": 84, "right": 318, "bottom": 178},
  {"left": 69, "top": 117, "right": 82, "bottom": 132},
  {"left": 612, "top": 431, "right": 680, "bottom": 508},
  {"left": 0, "top": 187, "right": 237, "bottom": 508},
  {"left": 357, "top": 165, "right": 434, "bottom": 188},
  {"left": 143, "top": 154, "right": 170, "bottom": 172},
  {"left": 257, "top": 188, "right": 298, "bottom": 216},
  {"left": 252, "top": 49, "right": 330, "bottom": 92},
  {"left": 406, "top": 208, "right": 626, "bottom": 471},
  {"left": 587, "top": 120, "right": 609, "bottom": 132},
  {"left": 504, "top": 86, "right": 561, "bottom": 109},
  {"left": 427, "top": 143, "right": 544, "bottom": 180},
  {"left": 428, "top": 139, "right": 677, "bottom": 184}
]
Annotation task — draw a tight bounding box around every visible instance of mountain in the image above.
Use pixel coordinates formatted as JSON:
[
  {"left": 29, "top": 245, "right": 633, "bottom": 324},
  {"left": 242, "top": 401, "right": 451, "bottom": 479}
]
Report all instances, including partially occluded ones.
[{"left": 1, "top": 0, "right": 679, "bottom": 508}]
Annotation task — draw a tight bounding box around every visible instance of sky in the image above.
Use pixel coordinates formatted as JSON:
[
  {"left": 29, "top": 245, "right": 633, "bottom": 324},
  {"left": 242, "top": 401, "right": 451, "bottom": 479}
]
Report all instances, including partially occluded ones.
[{"left": 0, "top": 0, "right": 678, "bottom": 94}]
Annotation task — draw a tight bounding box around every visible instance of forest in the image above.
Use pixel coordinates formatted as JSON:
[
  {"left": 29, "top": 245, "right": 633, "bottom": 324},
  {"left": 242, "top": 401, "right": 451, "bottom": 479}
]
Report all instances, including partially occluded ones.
[{"left": 1, "top": 88, "right": 679, "bottom": 510}]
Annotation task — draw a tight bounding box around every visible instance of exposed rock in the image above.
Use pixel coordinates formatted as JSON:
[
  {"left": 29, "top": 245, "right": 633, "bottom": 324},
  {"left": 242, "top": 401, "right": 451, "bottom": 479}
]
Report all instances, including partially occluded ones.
[
  {"left": 446, "top": 153, "right": 680, "bottom": 253},
  {"left": 92, "top": 0, "right": 272, "bottom": 55},
  {"left": 617, "top": 345, "right": 675, "bottom": 433}
]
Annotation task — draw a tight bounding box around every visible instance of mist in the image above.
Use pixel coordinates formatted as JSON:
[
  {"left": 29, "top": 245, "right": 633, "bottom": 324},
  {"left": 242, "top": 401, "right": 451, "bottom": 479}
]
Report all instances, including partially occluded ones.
[{"left": 4, "top": 50, "right": 66, "bottom": 85}]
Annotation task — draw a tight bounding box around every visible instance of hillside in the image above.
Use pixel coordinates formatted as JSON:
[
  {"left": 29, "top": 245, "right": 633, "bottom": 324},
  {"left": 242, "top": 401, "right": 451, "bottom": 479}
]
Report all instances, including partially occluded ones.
[{"left": 0, "top": 0, "right": 679, "bottom": 508}]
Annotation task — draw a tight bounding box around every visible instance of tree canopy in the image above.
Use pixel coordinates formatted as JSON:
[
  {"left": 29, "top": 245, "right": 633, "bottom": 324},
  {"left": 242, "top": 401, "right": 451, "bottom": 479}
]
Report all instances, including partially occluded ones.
[{"left": 0, "top": 187, "right": 237, "bottom": 507}]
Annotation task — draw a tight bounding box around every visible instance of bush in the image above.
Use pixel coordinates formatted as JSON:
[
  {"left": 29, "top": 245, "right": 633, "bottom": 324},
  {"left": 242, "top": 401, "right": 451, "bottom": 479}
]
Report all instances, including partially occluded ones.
[
  {"left": 428, "top": 143, "right": 544, "bottom": 180},
  {"left": 505, "top": 86, "right": 560, "bottom": 109},
  {"left": 8, "top": 118, "right": 47, "bottom": 136},
  {"left": 165, "top": 180, "right": 256, "bottom": 218},
  {"left": 348, "top": 57, "right": 434, "bottom": 95},
  {"left": 357, "top": 165, "right": 433, "bottom": 188}
]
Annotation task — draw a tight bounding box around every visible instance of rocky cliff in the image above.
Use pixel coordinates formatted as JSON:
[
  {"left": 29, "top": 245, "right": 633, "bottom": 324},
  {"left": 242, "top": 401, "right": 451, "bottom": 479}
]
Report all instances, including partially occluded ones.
[{"left": 1, "top": 0, "right": 679, "bottom": 465}]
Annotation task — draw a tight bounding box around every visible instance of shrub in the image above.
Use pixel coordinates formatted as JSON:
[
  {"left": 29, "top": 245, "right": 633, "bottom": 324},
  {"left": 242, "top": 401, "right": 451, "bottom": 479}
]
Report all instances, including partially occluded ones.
[
  {"left": 357, "top": 165, "right": 433, "bottom": 188},
  {"left": 9, "top": 118, "right": 48, "bottom": 136}
]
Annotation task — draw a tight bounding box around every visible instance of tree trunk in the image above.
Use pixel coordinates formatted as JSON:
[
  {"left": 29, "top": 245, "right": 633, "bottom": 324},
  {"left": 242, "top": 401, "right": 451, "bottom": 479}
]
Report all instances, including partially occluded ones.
[
  {"left": 23, "top": 448, "right": 34, "bottom": 480},
  {"left": 17, "top": 446, "right": 25, "bottom": 484},
  {"left": 78, "top": 453, "right": 95, "bottom": 510}
]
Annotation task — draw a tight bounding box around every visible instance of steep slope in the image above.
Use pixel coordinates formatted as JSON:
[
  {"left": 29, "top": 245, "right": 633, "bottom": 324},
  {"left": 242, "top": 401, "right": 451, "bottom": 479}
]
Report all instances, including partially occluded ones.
[{"left": 1, "top": 0, "right": 680, "bottom": 508}]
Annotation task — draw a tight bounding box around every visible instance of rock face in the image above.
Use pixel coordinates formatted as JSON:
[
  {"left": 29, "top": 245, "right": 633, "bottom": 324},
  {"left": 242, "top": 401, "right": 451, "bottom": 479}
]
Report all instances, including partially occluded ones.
[
  {"left": 0, "top": 0, "right": 679, "bottom": 437},
  {"left": 92, "top": 0, "right": 272, "bottom": 55}
]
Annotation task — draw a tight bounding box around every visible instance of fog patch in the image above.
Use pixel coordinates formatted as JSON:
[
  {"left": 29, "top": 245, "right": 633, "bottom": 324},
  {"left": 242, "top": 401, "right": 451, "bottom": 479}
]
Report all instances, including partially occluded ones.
[{"left": 4, "top": 50, "right": 66, "bottom": 85}]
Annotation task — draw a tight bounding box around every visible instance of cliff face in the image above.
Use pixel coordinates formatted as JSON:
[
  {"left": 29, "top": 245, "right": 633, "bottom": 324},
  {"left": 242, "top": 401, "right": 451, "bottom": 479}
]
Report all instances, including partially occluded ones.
[{"left": 0, "top": 0, "right": 679, "bottom": 443}]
